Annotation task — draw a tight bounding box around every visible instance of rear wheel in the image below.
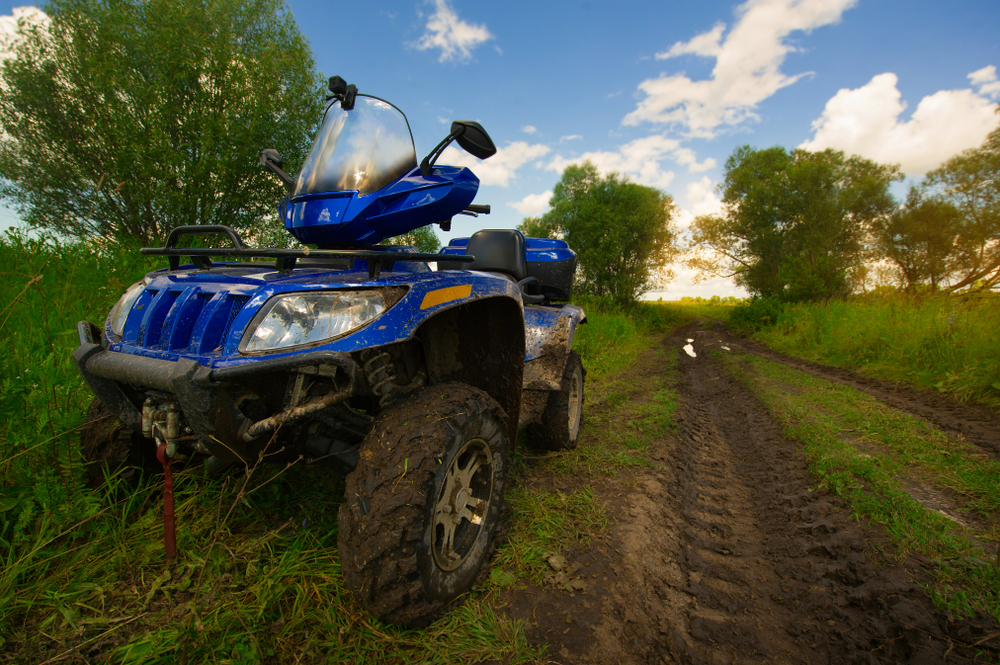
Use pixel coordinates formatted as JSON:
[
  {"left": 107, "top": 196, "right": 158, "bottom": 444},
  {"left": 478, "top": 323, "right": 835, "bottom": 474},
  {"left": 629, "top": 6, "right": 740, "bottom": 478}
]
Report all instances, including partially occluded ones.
[
  {"left": 338, "top": 383, "right": 511, "bottom": 628},
  {"left": 527, "top": 351, "right": 585, "bottom": 451}
]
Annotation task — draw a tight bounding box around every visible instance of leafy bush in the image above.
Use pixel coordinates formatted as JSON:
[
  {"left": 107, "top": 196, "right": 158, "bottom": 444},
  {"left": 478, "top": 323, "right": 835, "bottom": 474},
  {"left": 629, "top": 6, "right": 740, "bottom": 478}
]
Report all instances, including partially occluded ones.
[{"left": 726, "top": 296, "right": 785, "bottom": 337}]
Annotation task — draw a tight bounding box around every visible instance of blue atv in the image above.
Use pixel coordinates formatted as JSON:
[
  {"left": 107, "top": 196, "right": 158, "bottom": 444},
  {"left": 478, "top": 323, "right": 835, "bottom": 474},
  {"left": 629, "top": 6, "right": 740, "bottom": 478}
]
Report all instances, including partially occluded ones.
[{"left": 73, "top": 77, "right": 586, "bottom": 628}]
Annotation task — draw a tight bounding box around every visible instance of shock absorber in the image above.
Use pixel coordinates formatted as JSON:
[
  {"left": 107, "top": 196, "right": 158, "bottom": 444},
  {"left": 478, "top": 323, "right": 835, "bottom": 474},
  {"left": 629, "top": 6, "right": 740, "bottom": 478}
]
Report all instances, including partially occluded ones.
[{"left": 360, "top": 349, "right": 397, "bottom": 407}]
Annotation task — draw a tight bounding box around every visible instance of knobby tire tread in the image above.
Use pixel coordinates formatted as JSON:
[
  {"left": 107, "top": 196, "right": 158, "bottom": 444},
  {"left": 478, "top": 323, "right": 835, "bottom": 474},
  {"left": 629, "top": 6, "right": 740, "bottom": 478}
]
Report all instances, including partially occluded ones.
[{"left": 338, "top": 383, "right": 509, "bottom": 627}]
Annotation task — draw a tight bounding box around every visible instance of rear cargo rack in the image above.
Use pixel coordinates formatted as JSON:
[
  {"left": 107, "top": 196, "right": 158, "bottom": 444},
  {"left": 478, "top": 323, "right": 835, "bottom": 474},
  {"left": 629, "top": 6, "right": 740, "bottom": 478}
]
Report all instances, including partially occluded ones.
[{"left": 142, "top": 225, "right": 473, "bottom": 280}]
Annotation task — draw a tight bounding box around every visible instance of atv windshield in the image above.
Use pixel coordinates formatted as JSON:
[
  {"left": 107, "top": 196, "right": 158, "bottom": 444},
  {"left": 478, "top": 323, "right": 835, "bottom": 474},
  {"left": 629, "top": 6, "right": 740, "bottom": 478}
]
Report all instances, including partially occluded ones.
[{"left": 294, "top": 96, "right": 417, "bottom": 198}]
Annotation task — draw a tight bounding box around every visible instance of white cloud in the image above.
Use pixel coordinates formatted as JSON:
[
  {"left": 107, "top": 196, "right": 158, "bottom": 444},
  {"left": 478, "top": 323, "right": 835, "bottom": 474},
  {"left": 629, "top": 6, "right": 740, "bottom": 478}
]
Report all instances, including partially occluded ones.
[
  {"left": 656, "top": 22, "right": 725, "bottom": 59},
  {"left": 440, "top": 141, "right": 550, "bottom": 187},
  {"left": 624, "top": 0, "right": 857, "bottom": 137},
  {"left": 547, "top": 135, "right": 679, "bottom": 189},
  {"left": 507, "top": 190, "right": 552, "bottom": 216},
  {"left": 969, "top": 65, "right": 1000, "bottom": 100},
  {"left": 520, "top": 125, "right": 537, "bottom": 134},
  {"left": 688, "top": 177, "right": 723, "bottom": 217},
  {"left": 559, "top": 134, "right": 583, "bottom": 143},
  {"left": 672, "top": 148, "right": 717, "bottom": 173},
  {"left": 642, "top": 266, "right": 750, "bottom": 299},
  {"left": 674, "top": 177, "right": 723, "bottom": 229},
  {"left": 412, "top": 0, "right": 493, "bottom": 64},
  {"left": 799, "top": 72, "right": 1000, "bottom": 176},
  {"left": 0, "top": 6, "right": 48, "bottom": 62}
]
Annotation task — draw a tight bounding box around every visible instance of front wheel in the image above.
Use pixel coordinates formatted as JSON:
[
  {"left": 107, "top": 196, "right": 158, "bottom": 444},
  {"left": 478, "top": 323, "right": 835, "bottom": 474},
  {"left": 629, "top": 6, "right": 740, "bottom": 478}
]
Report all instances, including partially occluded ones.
[
  {"left": 527, "top": 351, "right": 585, "bottom": 451},
  {"left": 337, "top": 383, "right": 511, "bottom": 628},
  {"left": 80, "top": 398, "right": 160, "bottom": 489}
]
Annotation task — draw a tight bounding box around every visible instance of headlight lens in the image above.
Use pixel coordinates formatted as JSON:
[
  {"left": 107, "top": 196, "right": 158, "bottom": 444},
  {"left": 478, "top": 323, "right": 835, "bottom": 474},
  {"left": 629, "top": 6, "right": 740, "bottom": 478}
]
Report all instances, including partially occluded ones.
[
  {"left": 107, "top": 280, "right": 147, "bottom": 337},
  {"left": 241, "top": 290, "right": 386, "bottom": 352}
]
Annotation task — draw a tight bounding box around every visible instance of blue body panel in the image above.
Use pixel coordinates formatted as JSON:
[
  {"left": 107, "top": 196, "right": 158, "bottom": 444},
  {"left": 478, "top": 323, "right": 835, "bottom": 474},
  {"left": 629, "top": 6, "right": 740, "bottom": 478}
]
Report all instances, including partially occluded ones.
[
  {"left": 285, "top": 165, "right": 479, "bottom": 246},
  {"left": 105, "top": 263, "right": 522, "bottom": 370},
  {"left": 524, "top": 304, "right": 585, "bottom": 361}
]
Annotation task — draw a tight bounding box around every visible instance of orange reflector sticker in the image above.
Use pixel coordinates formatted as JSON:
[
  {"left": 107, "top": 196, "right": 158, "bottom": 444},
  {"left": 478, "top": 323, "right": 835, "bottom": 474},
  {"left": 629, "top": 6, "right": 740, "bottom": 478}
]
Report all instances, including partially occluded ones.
[{"left": 420, "top": 284, "right": 472, "bottom": 310}]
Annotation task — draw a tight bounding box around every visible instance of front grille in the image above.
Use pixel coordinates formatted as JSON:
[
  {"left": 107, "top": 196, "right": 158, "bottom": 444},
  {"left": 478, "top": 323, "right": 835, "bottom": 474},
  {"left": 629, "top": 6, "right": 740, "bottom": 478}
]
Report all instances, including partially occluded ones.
[
  {"left": 221, "top": 295, "right": 251, "bottom": 347},
  {"left": 127, "top": 287, "right": 254, "bottom": 355}
]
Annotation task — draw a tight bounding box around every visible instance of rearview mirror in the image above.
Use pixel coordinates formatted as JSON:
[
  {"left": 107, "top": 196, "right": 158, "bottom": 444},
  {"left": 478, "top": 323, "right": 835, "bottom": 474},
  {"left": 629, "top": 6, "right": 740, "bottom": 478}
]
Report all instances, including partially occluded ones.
[
  {"left": 452, "top": 120, "right": 496, "bottom": 160},
  {"left": 260, "top": 148, "right": 295, "bottom": 193},
  {"left": 420, "top": 120, "right": 497, "bottom": 175}
]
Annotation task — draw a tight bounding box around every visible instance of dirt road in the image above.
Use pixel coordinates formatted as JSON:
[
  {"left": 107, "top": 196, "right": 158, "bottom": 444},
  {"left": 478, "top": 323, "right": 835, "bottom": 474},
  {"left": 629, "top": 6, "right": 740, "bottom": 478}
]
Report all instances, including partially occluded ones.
[{"left": 496, "top": 322, "right": 999, "bottom": 664}]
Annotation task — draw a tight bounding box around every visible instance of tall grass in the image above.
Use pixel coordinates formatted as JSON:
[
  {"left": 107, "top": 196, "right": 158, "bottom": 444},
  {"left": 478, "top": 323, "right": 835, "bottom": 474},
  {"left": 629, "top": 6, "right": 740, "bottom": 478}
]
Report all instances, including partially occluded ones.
[
  {"left": 571, "top": 294, "right": 689, "bottom": 383},
  {"left": 738, "top": 292, "right": 1000, "bottom": 409}
]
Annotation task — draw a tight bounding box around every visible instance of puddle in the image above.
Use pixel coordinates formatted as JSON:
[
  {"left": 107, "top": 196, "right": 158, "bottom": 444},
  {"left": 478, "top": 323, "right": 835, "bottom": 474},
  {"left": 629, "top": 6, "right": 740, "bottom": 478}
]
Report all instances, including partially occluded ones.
[{"left": 683, "top": 344, "right": 697, "bottom": 358}]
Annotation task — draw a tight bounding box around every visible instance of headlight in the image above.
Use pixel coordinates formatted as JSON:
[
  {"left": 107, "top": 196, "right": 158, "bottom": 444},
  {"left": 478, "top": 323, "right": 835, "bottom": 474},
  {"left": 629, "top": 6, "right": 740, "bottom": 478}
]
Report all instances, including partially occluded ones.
[
  {"left": 240, "top": 290, "right": 387, "bottom": 353},
  {"left": 107, "top": 280, "right": 147, "bottom": 337}
]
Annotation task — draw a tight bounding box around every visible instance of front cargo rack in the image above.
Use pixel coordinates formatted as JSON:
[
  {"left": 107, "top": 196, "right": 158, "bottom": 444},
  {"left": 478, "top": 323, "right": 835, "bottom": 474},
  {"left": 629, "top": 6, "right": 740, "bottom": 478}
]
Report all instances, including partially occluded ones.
[{"left": 142, "top": 225, "right": 473, "bottom": 280}]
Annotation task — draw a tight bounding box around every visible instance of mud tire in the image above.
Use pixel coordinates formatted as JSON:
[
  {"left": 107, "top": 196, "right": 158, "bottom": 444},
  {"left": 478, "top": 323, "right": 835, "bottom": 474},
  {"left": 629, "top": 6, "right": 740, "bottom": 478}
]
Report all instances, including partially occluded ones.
[
  {"left": 80, "top": 398, "right": 159, "bottom": 489},
  {"left": 527, "top": 351, "right": 585, "bottom": 451},
  {"left": 337, "top": 383, "right": 511, "bottom": 628}
]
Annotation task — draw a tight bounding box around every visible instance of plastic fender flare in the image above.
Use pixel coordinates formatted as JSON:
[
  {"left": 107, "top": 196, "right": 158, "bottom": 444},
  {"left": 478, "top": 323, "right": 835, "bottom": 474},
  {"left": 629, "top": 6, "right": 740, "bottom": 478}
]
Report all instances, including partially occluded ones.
[
  {"left": 522, "top": 304, "right": 586, "bottom": 392},
  {"left": 416, "top": 295, "right": 525, "bottom": 444}
]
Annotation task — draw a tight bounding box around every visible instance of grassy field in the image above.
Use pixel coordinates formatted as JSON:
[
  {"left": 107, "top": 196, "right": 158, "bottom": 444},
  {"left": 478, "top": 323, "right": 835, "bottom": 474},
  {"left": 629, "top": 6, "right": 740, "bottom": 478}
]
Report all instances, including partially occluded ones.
[
  {"left": 715, "top": 349, "right": 1000, "bottom": 621},
  {"left": 735, "top": 293, "right": 1000, "bottom": 410},
  {"left": 0, "top": 232, "right": 691, "bottom": 662}
]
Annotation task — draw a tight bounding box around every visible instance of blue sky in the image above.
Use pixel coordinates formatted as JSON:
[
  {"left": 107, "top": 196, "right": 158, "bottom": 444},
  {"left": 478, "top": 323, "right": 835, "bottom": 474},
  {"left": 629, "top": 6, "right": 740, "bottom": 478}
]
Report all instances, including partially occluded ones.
[{"left": 2, "top": 0, "right": 999, "bottom": 298}]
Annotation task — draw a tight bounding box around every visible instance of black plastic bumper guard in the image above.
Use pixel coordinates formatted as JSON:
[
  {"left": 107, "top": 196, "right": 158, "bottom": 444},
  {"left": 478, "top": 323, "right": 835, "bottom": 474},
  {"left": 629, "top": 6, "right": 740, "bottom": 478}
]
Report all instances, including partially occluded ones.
[{"left": 73, "top": 322, "right": 357, "bottom": 462}]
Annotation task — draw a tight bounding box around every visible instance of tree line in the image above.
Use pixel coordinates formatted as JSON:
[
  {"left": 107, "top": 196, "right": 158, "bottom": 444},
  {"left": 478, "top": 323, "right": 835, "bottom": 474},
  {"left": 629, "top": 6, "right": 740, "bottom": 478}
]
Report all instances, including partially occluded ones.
[
  {"left": 687, "top": 120, "right": 1000, "bottom": 300},
  {"left": 521, "top": 114, "right": 998, "bottom": 305},
  {"left": 0, "top": 0, "right": 996, "bottom": 305}
]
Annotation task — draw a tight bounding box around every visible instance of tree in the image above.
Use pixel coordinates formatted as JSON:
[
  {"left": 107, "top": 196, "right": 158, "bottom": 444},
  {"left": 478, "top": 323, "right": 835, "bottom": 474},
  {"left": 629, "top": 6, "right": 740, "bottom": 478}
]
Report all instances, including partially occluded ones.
[
  {"left": 385, "top": 226, "right": 441, "bottom": 254},
  {"left": 870, "top": 186, "right": 960, "bottom": 292},
  {"left": 0, "top": 0, "right": 325, "bottom": 242},
  {"left": 923, "top": 115, "right": 1000, "bottom": 291},
  {"left": 532, "top": 161, "right": 679, "bottom": 305},
  {"left": 687, "top": 146, "right": 900, "bottom": 300},
  {"left": 516, "top": 215, "right": 557, "bottom": 239}
]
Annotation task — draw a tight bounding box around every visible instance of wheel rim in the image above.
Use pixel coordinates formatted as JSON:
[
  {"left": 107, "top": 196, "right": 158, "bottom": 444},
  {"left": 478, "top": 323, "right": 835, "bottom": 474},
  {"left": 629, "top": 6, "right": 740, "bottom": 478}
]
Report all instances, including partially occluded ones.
[
  {"left": 567, "top": 367, "right": 583, "bottom": 440},
  {"left": 432, "top": 437, "right": 494, "bottom": 572}
]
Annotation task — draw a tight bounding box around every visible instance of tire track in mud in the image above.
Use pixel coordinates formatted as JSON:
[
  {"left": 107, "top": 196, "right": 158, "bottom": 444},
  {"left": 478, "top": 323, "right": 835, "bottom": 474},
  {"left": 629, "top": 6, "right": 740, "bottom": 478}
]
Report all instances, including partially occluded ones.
[
  {"left": 691, "top": 323, "right": 1000, "bottom": 460},
  {"left": 498, "top": 322, "right": 997, "bottom": 665},
  {"left": 665, "top": 322, "right": 940, "bottom": 664}
]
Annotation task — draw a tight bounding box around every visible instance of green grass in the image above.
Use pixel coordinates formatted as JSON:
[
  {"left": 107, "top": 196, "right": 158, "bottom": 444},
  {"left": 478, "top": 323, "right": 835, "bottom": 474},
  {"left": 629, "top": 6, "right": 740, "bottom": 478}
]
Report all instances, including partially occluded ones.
[
  {"left": 741, "top": 292, "right": 1000, "bottom": 409},
  {"left": 571, "top": 294, "right": 690, "bottom": 385},
  {"left": 493, "top": 485, "right": 609, "bottom": 587},
  {"left": 660, "top": 295, "right": 747, "bottom": 322},
  {"left": 716, "top": 350, "right": 1000, "bottom": 621}
]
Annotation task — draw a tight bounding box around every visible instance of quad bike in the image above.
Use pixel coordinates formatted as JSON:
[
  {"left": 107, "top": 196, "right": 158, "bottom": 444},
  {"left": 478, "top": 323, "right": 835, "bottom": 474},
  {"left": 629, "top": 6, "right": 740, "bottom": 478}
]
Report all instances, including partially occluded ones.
[{"left": 73, "top": 77, "right": 585, "bottom": 627}]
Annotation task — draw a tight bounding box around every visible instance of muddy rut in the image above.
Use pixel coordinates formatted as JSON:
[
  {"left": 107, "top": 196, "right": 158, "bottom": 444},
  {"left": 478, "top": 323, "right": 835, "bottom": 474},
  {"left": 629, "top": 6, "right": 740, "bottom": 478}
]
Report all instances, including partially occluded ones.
[{"left": 496, "top": 322, "right": 998, "bottom": 664}]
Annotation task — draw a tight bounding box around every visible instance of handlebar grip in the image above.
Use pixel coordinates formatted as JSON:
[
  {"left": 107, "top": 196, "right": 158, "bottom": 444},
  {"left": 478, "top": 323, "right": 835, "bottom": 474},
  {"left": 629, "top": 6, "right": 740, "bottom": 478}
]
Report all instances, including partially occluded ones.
[{"left": 465, "top": 204, "right": 491, "bottom": 214}]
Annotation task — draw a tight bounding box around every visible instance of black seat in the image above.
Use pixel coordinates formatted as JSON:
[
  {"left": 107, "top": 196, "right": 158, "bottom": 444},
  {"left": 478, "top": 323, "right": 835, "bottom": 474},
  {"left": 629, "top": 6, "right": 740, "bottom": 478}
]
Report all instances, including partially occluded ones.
[{"left": 464, "top": 229, "right": 529, "bottom": 281}]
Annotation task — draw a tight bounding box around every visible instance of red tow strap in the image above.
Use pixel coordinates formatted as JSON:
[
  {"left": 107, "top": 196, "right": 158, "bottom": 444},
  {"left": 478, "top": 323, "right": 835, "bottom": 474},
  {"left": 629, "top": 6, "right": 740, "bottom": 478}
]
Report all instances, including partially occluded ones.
[{"left": 155, "top": 442, "right": 177, "bottom": 559}]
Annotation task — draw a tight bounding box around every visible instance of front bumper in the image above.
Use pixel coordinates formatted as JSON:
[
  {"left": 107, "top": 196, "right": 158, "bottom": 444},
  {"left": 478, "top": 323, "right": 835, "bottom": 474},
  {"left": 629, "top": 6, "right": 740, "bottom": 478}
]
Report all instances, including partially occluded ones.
[{"left": 74, "top": 327, "right": 357, "bottom": 462}]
